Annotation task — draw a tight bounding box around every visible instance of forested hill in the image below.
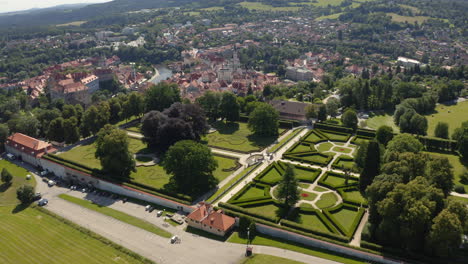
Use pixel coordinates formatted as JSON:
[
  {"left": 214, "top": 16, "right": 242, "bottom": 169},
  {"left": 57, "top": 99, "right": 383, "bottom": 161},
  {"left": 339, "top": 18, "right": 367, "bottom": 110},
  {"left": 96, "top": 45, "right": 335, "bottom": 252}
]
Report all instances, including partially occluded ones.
[{"left": 0, "top": 0, "right": 237, "bottom": 27}]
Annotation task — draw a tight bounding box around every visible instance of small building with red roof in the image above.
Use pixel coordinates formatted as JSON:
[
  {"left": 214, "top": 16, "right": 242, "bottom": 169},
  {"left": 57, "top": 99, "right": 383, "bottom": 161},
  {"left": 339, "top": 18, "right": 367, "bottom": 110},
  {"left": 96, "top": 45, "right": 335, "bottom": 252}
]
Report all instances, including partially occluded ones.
[
  {"left": 4, "top": 133, "right": 56, "bottom": 166},
  {"left": 186, "top": 202, "right": 236, "bottom": 236}
]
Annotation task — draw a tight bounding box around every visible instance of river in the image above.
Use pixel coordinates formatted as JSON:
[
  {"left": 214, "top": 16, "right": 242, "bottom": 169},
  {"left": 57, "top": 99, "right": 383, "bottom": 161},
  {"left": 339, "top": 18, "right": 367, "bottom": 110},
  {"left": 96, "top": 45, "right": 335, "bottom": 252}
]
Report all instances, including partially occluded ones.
[{"left": 149, "top": 65, "right": 173, "bottom": 84}]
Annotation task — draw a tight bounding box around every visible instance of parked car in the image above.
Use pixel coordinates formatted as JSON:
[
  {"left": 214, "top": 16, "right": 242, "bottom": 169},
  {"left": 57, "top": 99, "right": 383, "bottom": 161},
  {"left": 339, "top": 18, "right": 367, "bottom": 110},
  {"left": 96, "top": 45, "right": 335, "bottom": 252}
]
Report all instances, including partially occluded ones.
[
  {"left": 42, "top": 178, "right": 49, "bottom": 183},
  {"left": 38, "top": 198, "right": 48, "bottom": 206},
  {"left": 32, "top": 193, "right": 42, "bottom": 201},
  {"left": 156, "top": 211, "right": 163, "bottom": 217},
  {"left": 170, "top": 235, "right": 179, "bottom": 244},
  {"left": 48, "top": 180, "right": 56, "bottom": 187},
  {"left": 6, "top": 153, "right": 15, "bottom": 160},
  {"left": 149, "top": 207, "right": 155, "bottom": 213},
  {"left": 122, "top": 197, "right": 128, "bottom": 203},
  {"left": 40, "top": 170, "right": 48, "bottom": 176},
  {"left": 145, "top": 205, "right": 152, "bottom": 211}
]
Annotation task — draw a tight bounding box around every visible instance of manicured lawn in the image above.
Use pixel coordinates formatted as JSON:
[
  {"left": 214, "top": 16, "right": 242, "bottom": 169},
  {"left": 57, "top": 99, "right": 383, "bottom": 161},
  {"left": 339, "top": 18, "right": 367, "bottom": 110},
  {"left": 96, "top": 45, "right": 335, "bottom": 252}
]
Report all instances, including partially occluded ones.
[
  {"left": 316, "top": 13, "right": 342, "bottom": 21},
  {"left": 322, "top": 174, "right": 357, "bottom": 188},
  {"left": 425, "top": 101, "right": 468, "bottom": 137},
  {"left": 239, "top": 1, "right": 300, "bottom": 11},
  {"left": 0, "top": 159, "right": 36, "bottom": 206},
  {"left": 204, "top": 121, "right": 286, "bottom": 153},
  {"left": 270, "top": 128, "right": 304, "bottom": 153},
  {"left": 329, "top": 207, "right": 359, "bottom": 232},
  {"left": 366, "top": 114, "right": 399, "bottom": 131},
  {"left": 332, "top": 146, "right": 353, "bottom": 154},
  {"left": 126, "top": 123, "right": 141, "bottom": 133},
  {"left": 298, "top": 213, "right": 331, "bottom": 233},
  {"left": 300, "top": 153, "right": 331, "bottom": 165},
  {"left": 298, "top": 182, "right": 311, "bottom": 189},
  {"left": 342, "top": 189, "right": 367, "bottom": 204},
  {"left": 426, "top": 152, "right": 467, "bottom": 192},
  {"left": 333, "top": 159, "right": 356, "bottom": 171},
  {"left": 352, "top": 136, "right": 371, "bottom": 145},
  {"left": 316, "top": 193, "right": 338, "bottom": 209},
  {"left": 238, "top": 185, "right": 267, "bottom": 200},
  {"left": 260, "top": 166, "right": 283, "bottom": 183},
  {"left": 239, "top": 254, "right": 306, "bottom": 264},
  {"left": 317, "top": 142, "right": 333, "bottom": 153},
  {"left": 299, "top": 191, "right": 318, "bottom": 201},
  {"left": 0, "top": 206, "right": 148, "bottom": 264},
  {"left": 387, "top": 13, "right": 431, "bottom": 24},
  {"left": 304, "top": 131, "right": 324, "bottom": 142},
  {"left": 314, "top": 186, "right": 328, "bottom": 192},
  {"left": 228, "top": 232, "right": 365, "bottom": 264},
  {"left": 288, "top": 143, "right": 312, "bottom": 153},
  {"left": 208, "top": 164, "right": 259, "bottom": 202},
  {"left": 319, "top": 131, "right": 350, "bottom": 142},
  {"left": 199, "top": 6, "right": 224, "bottom": 11},
  {"left": 59, "top": 194, "right": 172, "bottom": 238},
  {"left": 131, "top": 155, "right": 238, "bottom": 189},
  {"left": 245, "top": 203, "right": 279, "bottom": 219},
  {"left": 293, "top": 166, "right": 320, "bottom": 182}
]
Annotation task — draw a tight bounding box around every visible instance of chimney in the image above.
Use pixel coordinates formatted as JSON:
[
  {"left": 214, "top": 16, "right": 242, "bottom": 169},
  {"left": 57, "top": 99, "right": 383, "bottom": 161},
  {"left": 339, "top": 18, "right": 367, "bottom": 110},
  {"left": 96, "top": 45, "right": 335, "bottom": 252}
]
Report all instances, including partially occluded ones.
[{"left": 210, "top": 217, "right": 214, "bottom": 224}]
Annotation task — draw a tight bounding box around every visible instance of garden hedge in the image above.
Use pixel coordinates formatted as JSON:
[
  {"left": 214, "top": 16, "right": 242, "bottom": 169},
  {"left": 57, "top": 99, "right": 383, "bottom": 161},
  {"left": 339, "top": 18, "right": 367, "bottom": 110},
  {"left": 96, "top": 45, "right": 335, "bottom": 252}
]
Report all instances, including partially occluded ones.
[
  {"left": 314, "top": 123, "right": 353, "bottom": 134},
  {"left": 317, "top": 129, "right": 352, "bottom": 142},
  {"left": 220, "top": 202, "right": 280, "bottom": 223},
  {"left": 280, "top": 219, "right": 348, "bottom": 243},
  {"left": 322, "top": 203, "right": 365, "bottom": 238},
  {"left": 318, "top": 171, "right": 359, "bottom": 189},
  {"left": 336, "top": 187, "right": 368, "bottom": 207},
  {"left": 416, "top": 135, "right": 457, "bottom": 153}
]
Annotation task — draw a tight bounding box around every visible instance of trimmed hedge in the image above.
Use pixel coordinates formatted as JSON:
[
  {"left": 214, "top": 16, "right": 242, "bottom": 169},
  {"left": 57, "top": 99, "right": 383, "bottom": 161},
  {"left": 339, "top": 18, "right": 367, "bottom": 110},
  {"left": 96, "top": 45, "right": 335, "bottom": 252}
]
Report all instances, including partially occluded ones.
[
  {"left": 220, "top": 202, "right": 280, "bottom": 223},
  {"left": 280, "top": 218, "right": 348, "bottom": 243},
  {"left": 253, "top": 162, "right": 285, "bottom": 185},
  {"left": 229, "top": 182, "right": 271, "bottom": 202},
  {"left": 323, "top": 203, "right": 365, "bottom": 238},
  {"left": 356, "top": 128, "right": 376, "bottom": 138},
  {"left": 314, "top": 122, "right": 353, "bottom": 134},
  {"left": 336, "top": 187, "right": 368, "bottom": 207},
  {"left": 283, "top": 152, "right": 333, "bottom": 167},
  {"left": 233, "top": 198, "right": 276, "bottom": 207},
  {"left": 350, "top": 135, "right": 373, "bottom": 145},
  {"left": 317, "top": 129, "right": 352, "bottom": 142},
  {"left": 416, "top": 135, "right": 457, "bottom": 153},
  {"left": 318, "top": 171, "right": 359, "bottom": 189}
]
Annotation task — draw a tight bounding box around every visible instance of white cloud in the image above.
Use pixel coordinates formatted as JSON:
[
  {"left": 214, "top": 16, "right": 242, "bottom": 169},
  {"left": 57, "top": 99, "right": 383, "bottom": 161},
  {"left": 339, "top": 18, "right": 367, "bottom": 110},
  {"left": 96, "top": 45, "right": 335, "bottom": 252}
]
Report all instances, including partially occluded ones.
[{"left": 0, "top": 0, "right": 112, "bottom": 13}]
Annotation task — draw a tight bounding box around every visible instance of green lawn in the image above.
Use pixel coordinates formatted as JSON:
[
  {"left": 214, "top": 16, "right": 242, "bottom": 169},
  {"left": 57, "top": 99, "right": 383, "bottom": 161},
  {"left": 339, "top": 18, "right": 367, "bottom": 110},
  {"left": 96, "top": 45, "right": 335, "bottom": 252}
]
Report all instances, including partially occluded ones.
[
  {"left": 366, "top": 114, "right": 399, "bottom": 131},
  {"left": 329, "top": 207, "right": 359, "bottom": 232},
  {"left": 260, "top": 166, "right": 283, "bottom": 183},
  {"left": 304, "top": 131, "right": 324, "bottom": 142},
  {"left": 204, "top": 121, "right": 286, "bottom": 153},
  {"left": 288, "top": 143, "right": 312, "bottom": 153},
  {"left": 300, "top": 153, "right": 331, "bottom": 166},
  {"left": 293, "top": 167, "right": 320, "bottom": 182},
  {"left": 0, "top": 159, "right": 36, "bottom": 206},
  {"left": 333, "top": 159, "right": 356, "bottom": 171},
  {"left": 299, "top": 191, "right": 318, "bottom": 201},
  {"left": 425, "top": 101, "right": 468, "bottom": 137},
  {"left": 239, "top": 254, "right": 306, "bottom": 264},
  {"left": 316, "top": 12, "right": 342, "bottom": 21},
  {"left": 314, "top": 186, "right": 328, "bottom": 192},
  {"left": 387, "top": 13, "right": 431, "bottom": 24},
  {"left": 208, "top": 164, "right": 259, "bottom": 202},
  {"left": 237, "top": 185, "right": 267, "bottom": 200},
  {"left": 59, "top": 194, "right": 172, "bottom": 238},
  {"left": 0, "top": 206, "right": 149, "bottom": 264},
  {"left": 212, "top": 156, "right": 239, "bottom": 182},
  {"left": 322, "top": 174, "right": 357, "bottom": 188},
  {"left": 238, "top": 1, "right": 300, "bottom": 11},
  {"left": 320, "top": 131, "right": 350, "bottom": 142},
  {"left": 316, "top": 193, "right": 338, "bottom": 209},
  {"left": 270, "top": 128, "right": 304, "bottom": 153},
  {"left": 342, "top": 189, "right": 367, "bottom": 204},
  {"left": 126, "top": 123, "right": 141, "bottom": 133},
  {"left": 298, "top": 213, "right": 331, "bottom": 233},
  {"left": 228, "top": 232, "right": 365, "bottom": 264},
  {"left": 317, "top": 142, "right": 333, "bottom": 153},
  {"left": 332, "top": 146, "right": 353, "bottom": 154},
  {"left": 425, "top": 152, "right": 467, "bottom": 192},
  {"left": 199, "top": 6, "right": 224, "bottom": 11},
  {"left": 245, "top": 203, "right": 279, "bottom": 219}
]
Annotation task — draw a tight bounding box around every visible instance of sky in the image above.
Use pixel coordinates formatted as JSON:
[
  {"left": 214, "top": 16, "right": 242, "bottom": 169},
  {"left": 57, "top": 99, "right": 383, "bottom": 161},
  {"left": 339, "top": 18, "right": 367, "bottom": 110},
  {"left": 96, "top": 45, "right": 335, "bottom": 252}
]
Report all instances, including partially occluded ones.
[{"left": 0, "top": 0, "right": 112, "bottom": 13}]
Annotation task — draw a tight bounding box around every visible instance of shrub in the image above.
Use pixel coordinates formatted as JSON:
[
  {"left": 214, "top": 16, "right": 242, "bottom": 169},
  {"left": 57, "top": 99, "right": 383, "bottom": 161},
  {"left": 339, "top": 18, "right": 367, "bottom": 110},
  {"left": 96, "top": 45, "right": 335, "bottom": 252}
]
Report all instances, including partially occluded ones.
[
  {"left": 1, "top": 168, "right": 13, "bottom": 184},
  {"left": 454, "top": 185, "right": 466, "bottom": 194},
  {"left": 16, "top": 184, "right": 35, "bottom": 204},
  {"left": 459, "top": 170, "right": 468, "bottom": 184}
]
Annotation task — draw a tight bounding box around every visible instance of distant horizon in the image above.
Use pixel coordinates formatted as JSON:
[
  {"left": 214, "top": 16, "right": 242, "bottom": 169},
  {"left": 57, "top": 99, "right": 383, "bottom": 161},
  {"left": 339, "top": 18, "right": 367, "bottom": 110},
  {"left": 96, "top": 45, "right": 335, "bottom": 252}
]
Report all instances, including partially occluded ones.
[{"left": 0, "top": 0, "right": 112, "bottom": 14}]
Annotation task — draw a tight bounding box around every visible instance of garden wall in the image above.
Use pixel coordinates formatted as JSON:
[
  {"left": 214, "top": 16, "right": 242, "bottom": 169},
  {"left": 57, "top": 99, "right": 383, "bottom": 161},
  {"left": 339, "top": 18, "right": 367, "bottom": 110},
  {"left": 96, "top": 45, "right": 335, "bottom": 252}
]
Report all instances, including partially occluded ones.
[{"left": 255, "top": 223, "right": 403, "bottom": 264}]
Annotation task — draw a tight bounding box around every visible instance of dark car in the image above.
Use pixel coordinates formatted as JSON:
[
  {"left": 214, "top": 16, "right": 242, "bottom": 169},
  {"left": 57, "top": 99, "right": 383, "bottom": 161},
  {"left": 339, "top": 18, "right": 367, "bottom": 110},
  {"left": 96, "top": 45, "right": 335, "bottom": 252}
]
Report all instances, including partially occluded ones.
[
  {"left": 38, "top": 198, "right": 48, "bottom": 206},
  {"left": 32, "top": 193, "right": 42, "bottom": 201}
]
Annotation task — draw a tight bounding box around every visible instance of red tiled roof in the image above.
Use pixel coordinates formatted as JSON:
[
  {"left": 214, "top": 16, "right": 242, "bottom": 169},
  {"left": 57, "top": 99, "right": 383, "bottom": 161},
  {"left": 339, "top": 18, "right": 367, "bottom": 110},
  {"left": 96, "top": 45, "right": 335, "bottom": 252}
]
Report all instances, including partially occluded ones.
[
  {"left": 187, "top": 203, "right": 235, "bottom": 232},
  {"left": 7, "top": 133, "right": 51, "bottom": 151}
]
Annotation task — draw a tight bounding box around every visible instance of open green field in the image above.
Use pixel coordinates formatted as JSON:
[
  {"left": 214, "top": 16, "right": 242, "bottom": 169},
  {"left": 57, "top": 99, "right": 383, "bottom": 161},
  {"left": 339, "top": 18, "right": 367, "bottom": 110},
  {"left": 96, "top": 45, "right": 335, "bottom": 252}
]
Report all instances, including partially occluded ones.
[
  {"left": 199, "top": 6, "right": 224, "bottom": 11},
  {"left": 228, "top": 232, "right": 365, "bottom": 264},
  {"left": 316, "top": 13, "right": 342, "bottom": 21},
  {"left": 298, "top": 213, "right": 331, "bottom": 232},
  {"left": 317, "top": 142, "right": 333, "bottom": 153},
  {"left": 316, "top": 193, "right": 338, "bottom": 209},
  {"left": 245, "top": 203, "right": 279, "bottom": 219},
  {"left": 238, "top": 2, "right": 300, "bottom": 11},
  {"left": 366, "top": 114, "right": 399, "bottom": 131},
  {"left": 387, "top": 13, "right": 431, "bottom": 24},
  {"left": 0, "top": 206, "right": 149, "bottom": 264},
  {"left": 291, "top": 0, "right": 345, "bottom": 7},
  {"left": 333, "top": 158, "right": 356, "bottom": 171},
  {"left": 204, "top": 121, "right": 286, "bottom": 153},
  {"left": 59, "top": 194, "right": 172, "bottom": 238},
  {"left": 56, "top": 20, "right": 87, "bottom": 27},
  {"left": 0, "top": 160, "right": 36, "bottom": 206},
  {"left": 239, "top": 254, "right": 305, "bottom": 264},
  {"left": 426, "top": 101, "right": 468, "bottom": 137}
]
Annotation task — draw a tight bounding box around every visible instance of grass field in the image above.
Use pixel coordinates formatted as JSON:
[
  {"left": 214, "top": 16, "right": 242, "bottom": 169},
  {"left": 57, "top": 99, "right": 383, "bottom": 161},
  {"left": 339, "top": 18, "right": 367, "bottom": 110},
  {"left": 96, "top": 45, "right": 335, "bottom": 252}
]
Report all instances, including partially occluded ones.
[
  {"left": 59, "top": 194, "right": 172, "bottom": 238},
  {"left": 239, "top": 254, "right": 306, "bottom": 264},
  {"left": 238, "top": 1, "right": 300, "bottom": 11},
  {"left": 298, "top": 213, "right": 331, "bottom": 233},
  {"left": 208, "top": 165, "right": 258, "bottom": 202},
  {"left": 204, "top": 121, "right": 285, "bottom": 153},
  {"left": 329, "top": 207, "right": 359, "bottom": 232},
  {"left": 238, "top": 185, "right": 267, "bottom": 200},
  {"left": 56, "top": 20, "right": 87, "bottom": 27},
  {"left": 317, "top": 142, "right": 333, "bottom": 153},
  {"left": 332, "top": 146, "right": 353, "bottom": 154},
  {"left": 228, "top": 232, "right": 365, "bottom": 264},
  {"left": 387, "top": 13, "right": 430, "bottom": 24},
  {"left": 0, "top": 206, "right": 148, "bottom": 264},
  {"left": 299, "top": 190, "right": 318, "bottom": 201},
  {"left": 314, "top": 186, "right": 328, "bottom": 192},
  {"left": 199, "top": 6, "right": 224, "bottom": 11},
  {"left": 316, "top": 193, "right": 338, "bottom": 209},
  {"left": 245, "top": 204, "right": 279, "bottom": 219},
  {"left": 316, "top": 12, "right": 342, "bottom": 21},
  {"left": 426, "top": 101, "right": 468, "bottom": 137},
  {"left": 270, "top": 128, "right": 304, "bottom": 153},
  {"left": 366, "top": 114, "right": 399, "bottom": 131},
  {"left": 0, "top": 159, "right": 36, "bottom": 206}
]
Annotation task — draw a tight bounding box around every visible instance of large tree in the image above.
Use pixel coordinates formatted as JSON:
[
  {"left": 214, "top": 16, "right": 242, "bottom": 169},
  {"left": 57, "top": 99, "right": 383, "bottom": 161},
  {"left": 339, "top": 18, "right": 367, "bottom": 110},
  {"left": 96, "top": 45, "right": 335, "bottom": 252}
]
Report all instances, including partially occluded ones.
[
  {"left": 359, "top": 140, "right": 380, "bottom": 193},
  {"left": 317, "top": 104, "right": 327, "bottom": 121},
  {"left": 434, "top": 122, "right": 449, "bottom": 139},
  {"left": 95, "top": 126, "right": 135, "bottom": 178},
  {"left": 384, "top": 133, "right": 423, "bottom": 161},
  {"left": 63, "top": 117, "right": 80, "bottom": 144},
  {"left": 1, "top": 168, "right": 13, "bottom": 185},
  {"left": 326, "top": 97, "right": 340, "bottom": 118},
  {"left": 276, "top": 165, "right": 300, "bottom": 214},
  {"left": 0, "top": 123, "right": 10, "bottom": 149},
  {"left": 248, "top": 103, "right": 279, "bottom": 136},
  {"left": 47, "top": 117, "right": 65, "bottom": 142},
  {"left": 16, "top": 184, "right": 35, "bottom": 204},
  {"left": 145, "top": 83, "right": 180, "bottom": 112},
  {"left": 426, "top": 210, "right": 463, "bottom": 258},
  {"left": 341, "top": 109, "right": 358, "bottom": 130},
  {"left": 164, "top": 140, "right": 218, "bottom": 196},
  {"left": 220, "top": 92, "right": 240, "bottom": 121},
  {"left": 452, "top": 121, "right": 468, "bottom": 159},
  {"left": 375, "top": 125, "right": 393, "bottom": 146},
  {"left": 196, "top": 91, "right": 221, "bottom": 120}
]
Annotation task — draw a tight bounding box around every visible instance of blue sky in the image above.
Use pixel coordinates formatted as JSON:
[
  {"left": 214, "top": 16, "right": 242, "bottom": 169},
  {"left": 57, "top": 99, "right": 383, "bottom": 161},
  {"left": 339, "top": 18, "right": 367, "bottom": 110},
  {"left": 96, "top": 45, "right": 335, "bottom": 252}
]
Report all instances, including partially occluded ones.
[{"left": 0, "top": 0, "right": 111, "bottom": 13}]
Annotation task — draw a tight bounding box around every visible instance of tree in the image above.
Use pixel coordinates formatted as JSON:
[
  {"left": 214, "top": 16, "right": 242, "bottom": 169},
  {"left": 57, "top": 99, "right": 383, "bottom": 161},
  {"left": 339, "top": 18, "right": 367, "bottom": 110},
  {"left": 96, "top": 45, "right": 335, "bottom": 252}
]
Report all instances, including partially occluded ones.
[
  {"left": 108, "top": 98, "right": 122, "bottom": 124},
  {"left": 63, "top": 117, "right": 80, "bottom": 144},
  {"left": 95, "top": 127, "right": 135, "bottom": 178},
  {"left": 16, "top": 184, "right": 35, "bottom": 204},
  {"left": 81, "top": 104, "right": 110, "bottom": 136},
  {"left": 359, "top": 141, "right": 380, "bottom": 193},
  {"left": 426, "top": 210, "right": 463, "bottom": 257},
  {"left": 434, "top": 122, "right": 449, "bottom": 139},
  {"left": 426, "top": 156, "right": 454, "bottom": 197},
  {"left": 47, "top": 117, "right": 65, "bottom": 142},
  {"left": 1, "top": 168, "right": 13, "bottom": 184},
  {"left": 384, "top": 133, "right": 423, "bottom": 161},
  {"left": 354, "top": 141, "right": 368, "bottom": 169},
  {"left": 141, "top": 111, "right": 167, "bottom": 148},
  {"left": 145, "top": 83, "right": 180, "bottom": 112},
  {"left": 62, "top": 104, "right": 77, "bottom": 119},
  {"left": 164, "top": 140, "right": 218, "bottom": 196},
  {"left": 248, "top": 103, "right": 279, "bottom": 136},
  {"left": 326, "top": 97, "right": 340, "bottom": 118},
  {"left": 219, "top": 92, "right": 240, "bottom": 121},
  {"left": 341, "top": 109, "right": 358, "bottom": 130},
  {"left": 375, "top": 125, "right": 393, "bottom": 146},
  {"left": 276, "top": 165, "right": 300, "bottom": 214},
  {"left": 305, "top": 104, "right": 317, "bottom": 120},
  {"left": 127, "top": 92, "right": 145, "bottom": 117},
  {"left": 10, "top": 115, "right": 40, "bottom": 138},
  {"left": 317, "top": 105, "right": 327, "bottom": 121},
  {"left": 0, "top": 123, "right": 9, "bottom": 149},
  {"left": 453, "top": 122, "right": 468, "bottom": 159},
  {"left": 196, "top": 91, "right": 221, "bottom": 120}
]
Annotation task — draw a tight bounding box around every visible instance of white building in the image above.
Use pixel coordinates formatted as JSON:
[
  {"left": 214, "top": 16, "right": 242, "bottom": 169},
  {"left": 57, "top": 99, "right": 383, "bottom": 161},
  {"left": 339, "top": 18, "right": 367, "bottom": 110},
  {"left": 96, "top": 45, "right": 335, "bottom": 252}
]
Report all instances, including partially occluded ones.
[
  {"left": 397, "top": 57, "right": 421, "bottom": 68},
  {"left": 286, "top": 66, "right": 314, "bottom": 81}
]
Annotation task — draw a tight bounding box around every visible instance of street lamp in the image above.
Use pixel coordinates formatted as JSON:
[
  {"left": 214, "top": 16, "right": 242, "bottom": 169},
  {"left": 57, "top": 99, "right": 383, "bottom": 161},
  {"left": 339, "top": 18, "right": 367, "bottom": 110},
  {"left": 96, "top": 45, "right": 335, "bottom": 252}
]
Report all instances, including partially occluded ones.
[{"left": 247, "top": 227, "right": 250, "bottom": 245}]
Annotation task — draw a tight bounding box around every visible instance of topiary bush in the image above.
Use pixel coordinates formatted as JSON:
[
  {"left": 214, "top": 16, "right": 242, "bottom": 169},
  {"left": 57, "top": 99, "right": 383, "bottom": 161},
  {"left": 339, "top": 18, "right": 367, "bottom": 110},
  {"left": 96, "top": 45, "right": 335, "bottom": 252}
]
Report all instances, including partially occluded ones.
[{"left": 454, "top": 185, "right": 466, "bottom": 194}]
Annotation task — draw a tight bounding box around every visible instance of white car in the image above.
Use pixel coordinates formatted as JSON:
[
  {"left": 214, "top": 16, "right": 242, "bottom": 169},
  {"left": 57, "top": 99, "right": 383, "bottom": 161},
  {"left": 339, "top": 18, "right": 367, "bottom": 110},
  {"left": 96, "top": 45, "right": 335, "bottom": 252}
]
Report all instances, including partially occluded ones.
[
  {"left": 47, "top": 180, "right": 56, "bottom": 187},
  {"left": 40, "top": 170, "right": 48, "bottom": 176},
  {"left": 38, "top": 199, "right": 48, "bottom": 206}
]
